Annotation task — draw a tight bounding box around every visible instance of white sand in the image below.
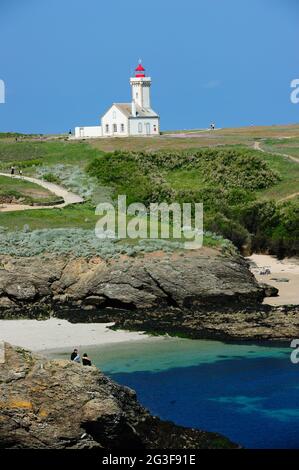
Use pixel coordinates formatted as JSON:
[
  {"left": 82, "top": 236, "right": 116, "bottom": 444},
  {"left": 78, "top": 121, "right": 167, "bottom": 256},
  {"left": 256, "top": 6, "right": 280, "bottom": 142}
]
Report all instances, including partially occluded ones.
[
  {"left": 247, "top": 254, "right": 299, "bottom": 305},
  {"left": 0, "top": 318, "right": 153, "bottom": 352}
]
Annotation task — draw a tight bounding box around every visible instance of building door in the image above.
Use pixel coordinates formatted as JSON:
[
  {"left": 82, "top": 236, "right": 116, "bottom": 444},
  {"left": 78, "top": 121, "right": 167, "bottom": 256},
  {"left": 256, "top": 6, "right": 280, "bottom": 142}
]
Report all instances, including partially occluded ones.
[
  {"left": 145, "top": 123, "right": 151, "bottom": 135},
  {"left": 79, "top": 127, "right": 84, "bottom": 138}
]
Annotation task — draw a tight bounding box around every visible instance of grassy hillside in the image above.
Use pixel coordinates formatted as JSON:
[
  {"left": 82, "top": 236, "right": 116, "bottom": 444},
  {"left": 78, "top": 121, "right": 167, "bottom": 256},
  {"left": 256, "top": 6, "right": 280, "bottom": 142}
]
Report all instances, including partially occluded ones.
[
  {"left": 0, "top": 140, "right": 100, "bottom": 169},
  {"left": 87, "top": 147, "right": 299, "bottom": 257},
  {"left": 0, "top": 125, "right": 298, "bottom": 257},
  {"left": 261, "top": 136, "right": 299, "bottom": 160}
]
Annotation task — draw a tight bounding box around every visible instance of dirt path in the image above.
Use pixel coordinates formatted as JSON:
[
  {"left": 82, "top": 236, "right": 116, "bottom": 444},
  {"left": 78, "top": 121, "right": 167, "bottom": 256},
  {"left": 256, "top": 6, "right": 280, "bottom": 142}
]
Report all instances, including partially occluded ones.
[
  {"left": 0, "top": 172, "right": 83, "bottom": 212},
  {"left": 253, "top": 141, "right": 299, "bottom": 202},
  {"left": 253, "top": 140, "right": 299, "bottom": 163}
]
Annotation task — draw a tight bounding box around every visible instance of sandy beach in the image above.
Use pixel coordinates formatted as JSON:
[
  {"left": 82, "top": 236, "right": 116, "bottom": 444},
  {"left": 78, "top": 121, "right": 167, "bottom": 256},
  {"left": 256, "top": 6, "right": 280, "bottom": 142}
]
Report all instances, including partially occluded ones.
[
  {"left": 0, "top": 318, "right": 155, "bottom": 352},
  {"left": 247, "top": 254, "right": 299, "bottom": 306}
]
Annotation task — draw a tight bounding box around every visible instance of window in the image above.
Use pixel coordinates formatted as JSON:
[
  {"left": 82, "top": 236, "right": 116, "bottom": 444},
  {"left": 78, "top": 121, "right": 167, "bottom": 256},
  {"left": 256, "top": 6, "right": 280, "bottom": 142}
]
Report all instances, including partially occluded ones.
[
  {"left": 138, "top": 122, "right": 143, "bottom": 133},
  {"left": 153, "top": 125, "right": 157, "bottom": 132},
  {"left": 113, "top": 124, "right": 117, "bottom": 133},
  {"left": 105, "top": 124, "right": 109, "bottom": 133},
  {"left": 121, "top": 123, "right": 125, "bottom": 132},
  {"left": 113, "top": 110, "right": 116, "bottom": 119}
]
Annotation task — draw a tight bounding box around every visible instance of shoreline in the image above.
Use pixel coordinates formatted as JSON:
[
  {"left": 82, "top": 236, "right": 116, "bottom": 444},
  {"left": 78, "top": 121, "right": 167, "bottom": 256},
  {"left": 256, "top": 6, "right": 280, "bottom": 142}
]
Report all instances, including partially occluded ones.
[
  {"left": 0, "top": 253, "right": 298, "bottom": 351},
  {"left": 0, "top": 318, "right": 159, "bottom": 352},
  {"left": 247, "top": 254, "right": 299, "bottom": 306}
]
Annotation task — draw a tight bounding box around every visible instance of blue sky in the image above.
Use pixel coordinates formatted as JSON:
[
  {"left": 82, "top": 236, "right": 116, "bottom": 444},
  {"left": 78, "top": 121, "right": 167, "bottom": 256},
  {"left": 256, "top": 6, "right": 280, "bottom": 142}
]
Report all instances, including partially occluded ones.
[{"left": 0, "top": 0, "right": 298, "bottom": 133}]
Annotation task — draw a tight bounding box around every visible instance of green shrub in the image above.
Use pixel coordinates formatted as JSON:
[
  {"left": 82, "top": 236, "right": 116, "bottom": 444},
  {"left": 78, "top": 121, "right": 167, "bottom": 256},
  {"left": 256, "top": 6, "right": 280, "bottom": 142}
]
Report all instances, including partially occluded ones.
[
  {"left": 205, "top": 213, "right": 250, "bottom": 250},
  {"left": 42, "top": 173, "right": 61, "bottom": 184}
]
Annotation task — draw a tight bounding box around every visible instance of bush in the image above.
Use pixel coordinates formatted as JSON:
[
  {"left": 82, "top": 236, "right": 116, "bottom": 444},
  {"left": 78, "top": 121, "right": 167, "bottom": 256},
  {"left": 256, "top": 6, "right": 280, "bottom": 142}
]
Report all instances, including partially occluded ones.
[
  {"left": 205, "top": 213, "right": 250, "bottom": 250},
  {"left": 42, "top": 173, "right": 61, "bottom": 184},
  {"left": 36, "top": 164, "right": 99, "bottom": 201}
]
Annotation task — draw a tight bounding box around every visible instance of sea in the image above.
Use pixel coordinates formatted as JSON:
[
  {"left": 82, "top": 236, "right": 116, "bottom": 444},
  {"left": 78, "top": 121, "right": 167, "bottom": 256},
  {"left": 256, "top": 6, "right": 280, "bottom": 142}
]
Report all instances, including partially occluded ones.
[{"left": 50, "top": 336, "right": 299, "bottom": 449}]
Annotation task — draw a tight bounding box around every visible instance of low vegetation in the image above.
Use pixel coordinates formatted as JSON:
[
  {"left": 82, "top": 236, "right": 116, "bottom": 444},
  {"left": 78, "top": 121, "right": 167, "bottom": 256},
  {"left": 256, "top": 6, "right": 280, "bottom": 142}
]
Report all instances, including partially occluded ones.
[
  {"left": 0, "top": 127, "right": 299, "bottom": 258},
  {"left": 35, "top": 164, "right": 103, "bottom": 202},
  {"left": 0, "top": 226, "right": 232, "bottom": 258},
  {"left": 87, "top": 148, "right": 299, "bottom": 257}
]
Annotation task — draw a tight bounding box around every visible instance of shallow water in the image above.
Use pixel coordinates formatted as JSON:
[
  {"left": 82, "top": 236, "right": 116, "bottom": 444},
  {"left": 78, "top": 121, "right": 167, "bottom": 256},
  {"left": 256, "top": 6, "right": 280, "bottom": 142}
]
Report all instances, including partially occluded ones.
[{"left": 50, "top": 337, "right": 299, "bottom": 449}]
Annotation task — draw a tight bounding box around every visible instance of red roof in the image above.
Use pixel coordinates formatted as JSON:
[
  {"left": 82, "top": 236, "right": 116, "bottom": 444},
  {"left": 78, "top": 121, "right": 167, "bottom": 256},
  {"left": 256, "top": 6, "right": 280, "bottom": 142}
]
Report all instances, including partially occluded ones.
[{"left": 135, "top": 63, "right": 145, "bottom": 71}]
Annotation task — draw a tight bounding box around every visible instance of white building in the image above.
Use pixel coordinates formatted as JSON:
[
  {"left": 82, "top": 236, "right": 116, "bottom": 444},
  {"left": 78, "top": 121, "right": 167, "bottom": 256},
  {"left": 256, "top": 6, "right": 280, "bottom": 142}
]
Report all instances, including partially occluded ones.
[{"left": 74, "top": 62, "right": 160, "bottom": 139}]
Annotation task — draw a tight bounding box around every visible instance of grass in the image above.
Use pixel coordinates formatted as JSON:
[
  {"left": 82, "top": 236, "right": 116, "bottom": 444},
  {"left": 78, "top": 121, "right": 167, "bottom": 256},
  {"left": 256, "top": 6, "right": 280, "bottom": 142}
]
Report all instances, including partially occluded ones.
[
  {"left": 0, "top": 140, "right": 101, "bottom": 170},
  {"left": 0, "top": 175, "right": 61, "bottom": 205},
  {"left": 262, "top": 137, "right": 299, "bottom": 159},
  {"left": 88, "top": 124, "right": 299, "bottom": 153},
  {"left": 166, "top": 169, "right": 206, "bottom": 191},
  {"left": 254, "top": 150, "right": 299, "bottom": 200},
  {"left": 0, "top": 203, "right": 97, "bottom": 231}
]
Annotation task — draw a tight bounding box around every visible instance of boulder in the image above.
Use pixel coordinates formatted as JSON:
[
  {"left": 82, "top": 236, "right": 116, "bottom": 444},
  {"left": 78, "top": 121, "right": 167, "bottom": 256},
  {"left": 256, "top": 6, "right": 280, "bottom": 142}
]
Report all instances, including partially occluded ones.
[
  {"left": 259, "top": 283, "right": 279, "bottom": 297},
  {"left": 0, "top": 343, "right": 237, "bottom": 449}
]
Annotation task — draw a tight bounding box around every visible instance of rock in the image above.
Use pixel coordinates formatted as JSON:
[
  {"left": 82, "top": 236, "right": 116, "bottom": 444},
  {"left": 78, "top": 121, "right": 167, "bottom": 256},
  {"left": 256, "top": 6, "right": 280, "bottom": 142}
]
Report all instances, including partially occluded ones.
[
  {"left": 0, "top": 297, "right": 17, "bottom": 308},
  {"left": 112, "top": 304, "right": 299, "bottom": 341},
  {"left": 0, "top": 251, "right": 265, "bottom": 314},
  {"left": 0, "top": 344, "right": 237, "bottom": 449},
  {"left": 84, "top": 296, "right": 106, "bottom": 306},
  {"left": 270, "top": 277, "right": 290, "bottom": 283},
  {"left": 259, "top": 283, "right": 279, "bottom": 297},
  {"left": 5, "top": 281, "right": 37, "bottom": 300},
  {"left": 0, "top": 251, "right": 298, "bottom": 340}
]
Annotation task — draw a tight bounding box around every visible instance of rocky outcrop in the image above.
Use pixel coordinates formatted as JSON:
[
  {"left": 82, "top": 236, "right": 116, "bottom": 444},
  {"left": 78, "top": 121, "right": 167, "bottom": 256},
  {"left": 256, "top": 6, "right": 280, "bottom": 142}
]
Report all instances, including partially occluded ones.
[
  {"left": 0, "top": 250, "right": 265, "bottom": 314},
  {"left": 112, "top": 304, "right": 299, "bottom": 341},
  {"left": 258, "top": 283, "right": 279, "bottom": 298},
  {"left": 0, "top": 343, "right": 237, "bottom": 449},
  {"left": 0, "top": 250, "right": 298, "bottom": 340}
]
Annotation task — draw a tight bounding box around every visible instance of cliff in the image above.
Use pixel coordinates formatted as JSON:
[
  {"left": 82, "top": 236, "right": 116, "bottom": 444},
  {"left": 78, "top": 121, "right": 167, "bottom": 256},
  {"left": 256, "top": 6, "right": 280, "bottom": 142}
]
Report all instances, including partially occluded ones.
[
  {"left": 0, "top": 250, "right": 298, "bottom": 340},
  {"left": 0, "top": 343, "right": 237, "bottom": 449}
]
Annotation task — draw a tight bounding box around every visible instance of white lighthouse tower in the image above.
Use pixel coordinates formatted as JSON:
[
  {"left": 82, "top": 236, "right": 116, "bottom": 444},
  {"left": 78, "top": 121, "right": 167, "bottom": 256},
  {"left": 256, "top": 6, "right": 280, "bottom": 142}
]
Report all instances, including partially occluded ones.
[
  {"left": 130, "top": 61, "right": 151, "bottom": 112},
  {"left": 74, "top": 61, "right": 160, "bottom": 138}
]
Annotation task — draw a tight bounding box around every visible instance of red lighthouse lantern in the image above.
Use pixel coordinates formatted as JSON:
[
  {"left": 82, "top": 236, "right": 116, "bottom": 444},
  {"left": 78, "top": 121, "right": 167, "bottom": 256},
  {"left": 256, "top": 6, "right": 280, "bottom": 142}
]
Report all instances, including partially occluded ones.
[{"left": 135, "top": 62, "right": 145, "bottom": 78}]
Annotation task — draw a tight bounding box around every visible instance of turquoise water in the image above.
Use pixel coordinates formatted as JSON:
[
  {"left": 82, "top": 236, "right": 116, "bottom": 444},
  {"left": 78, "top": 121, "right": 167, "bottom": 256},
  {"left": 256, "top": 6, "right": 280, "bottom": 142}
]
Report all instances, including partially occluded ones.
[{"left": 51, "top": 337, "right": 299, "bottom": 448}]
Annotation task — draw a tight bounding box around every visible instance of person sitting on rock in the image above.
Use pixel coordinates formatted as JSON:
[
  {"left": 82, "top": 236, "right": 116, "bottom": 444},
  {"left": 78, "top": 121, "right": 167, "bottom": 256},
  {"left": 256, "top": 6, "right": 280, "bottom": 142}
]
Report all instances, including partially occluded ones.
[
  {"left": 82, "top": 353, "right": 92, "bottom": 366},
  {"left": 71, "top": 348, "right": 81, "bottom": 363}
]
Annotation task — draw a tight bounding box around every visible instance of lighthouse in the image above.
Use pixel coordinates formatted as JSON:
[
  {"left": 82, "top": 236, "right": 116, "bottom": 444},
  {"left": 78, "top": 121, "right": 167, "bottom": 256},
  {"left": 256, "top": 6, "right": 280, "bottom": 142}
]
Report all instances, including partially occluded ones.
[
  {"left": 74, "top": 61, "right": 160, "bottom": 138},
  {"left": 130, "top": 61, "right": 152, "bottom": 110}
]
